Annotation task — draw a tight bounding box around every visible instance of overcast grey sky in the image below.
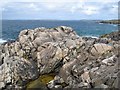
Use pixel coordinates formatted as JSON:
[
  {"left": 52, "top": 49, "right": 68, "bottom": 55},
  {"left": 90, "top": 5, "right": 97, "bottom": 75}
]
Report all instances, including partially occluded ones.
[{"left": 0, "top": 0, "right": 119, "bottom": 20}]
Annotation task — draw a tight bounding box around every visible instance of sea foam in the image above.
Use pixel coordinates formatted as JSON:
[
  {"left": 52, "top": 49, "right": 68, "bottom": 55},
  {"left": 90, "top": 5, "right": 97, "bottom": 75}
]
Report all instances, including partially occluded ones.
[
  {"left": 0, "top": 38, "right": 7, "bottom": 44},
  {"left": 83, "top": 35, "right": 99, "bottom": 39}
]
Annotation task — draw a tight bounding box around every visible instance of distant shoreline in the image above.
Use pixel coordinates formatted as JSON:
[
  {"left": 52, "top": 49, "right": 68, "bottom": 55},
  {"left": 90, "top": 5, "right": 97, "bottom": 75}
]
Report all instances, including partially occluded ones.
[{"left": 98, "top": 20, "right": 120, "bottom": 24}]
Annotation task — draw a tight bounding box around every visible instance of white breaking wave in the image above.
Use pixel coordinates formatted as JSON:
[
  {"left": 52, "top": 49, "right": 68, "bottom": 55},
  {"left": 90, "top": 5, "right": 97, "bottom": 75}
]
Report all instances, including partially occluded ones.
[
  {"left": 0, "top": 38, "right": 7, "bottom": 44},
  {"left": 112, "top": 24, "right": 117, "bottom": 27},
  {"left": 99, "top": 23, "right": 104, "bottom": 24},
  {"left": 83, "top": 35, "right": 99, "bottom": 39}
]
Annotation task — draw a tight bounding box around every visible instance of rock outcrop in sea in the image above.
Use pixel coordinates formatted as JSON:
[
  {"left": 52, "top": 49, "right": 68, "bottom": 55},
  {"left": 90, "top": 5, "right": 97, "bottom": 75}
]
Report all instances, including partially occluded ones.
[{"left": 0, "top": 26, "right": 119, "bottom": 89}]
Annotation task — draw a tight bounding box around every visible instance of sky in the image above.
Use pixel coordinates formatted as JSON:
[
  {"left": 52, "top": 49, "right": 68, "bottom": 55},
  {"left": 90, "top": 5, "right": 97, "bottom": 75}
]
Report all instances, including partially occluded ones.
[{"left": 0, "top": 0, "right": 119, "bottom": 20}]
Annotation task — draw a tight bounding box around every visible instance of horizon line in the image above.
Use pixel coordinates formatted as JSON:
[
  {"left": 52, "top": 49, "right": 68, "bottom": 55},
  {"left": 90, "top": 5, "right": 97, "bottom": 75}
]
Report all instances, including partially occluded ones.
[{"left": 1, "top": 19, "right": 118, "bottom": 21}]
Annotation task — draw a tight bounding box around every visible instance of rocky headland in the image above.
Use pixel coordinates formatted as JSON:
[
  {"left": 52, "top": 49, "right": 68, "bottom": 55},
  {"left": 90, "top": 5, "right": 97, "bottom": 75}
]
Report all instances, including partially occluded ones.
[
  {"left": 0, "top": 26, "right": 119, "bottom": 89},
  {"left": 99, "top": 20, "right": 120, "bottom": 24}
]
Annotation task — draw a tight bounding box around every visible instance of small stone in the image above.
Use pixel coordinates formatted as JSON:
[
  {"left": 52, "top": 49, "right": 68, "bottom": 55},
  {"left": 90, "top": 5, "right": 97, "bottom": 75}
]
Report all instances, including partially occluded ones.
[
  {"left": 93, "top": 78, "right": 103, "bottom": 86},
  {"left": 19, "top": 35, "right": 28, "bottom": 44},
  {"left": 0, "top": 82, "right": 5, "bottom": 89},
  {"left": 102, "top": 55, "right": 116, "bottom": 65},
  {"left": 6, "top": 76, "right": 11, "bottom": 84},
  {"left": 91, "top": 67, "right": 99, "bottom": 72},
  {"left": 81, "top": 68, "right": 92, "bottom": 84},
  {"left": 95, "top": 84, "right": 108, "bottom": 88},
  {"left": 47, "top": 80, "right": 55, "bottom": 88},
  {"left": 55, "top": 47, "right": 63, "bottom": 59},
  {"left": 65, "top": 39, "right": 76, "bottom": 49},
  {"left": 54, "top": 85, "right": 62, "bottom": 88}
]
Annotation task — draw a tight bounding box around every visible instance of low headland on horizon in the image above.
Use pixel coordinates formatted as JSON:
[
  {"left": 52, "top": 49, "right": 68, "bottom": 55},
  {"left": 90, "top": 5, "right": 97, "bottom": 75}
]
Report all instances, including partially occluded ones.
[{"left": 98, "top": 19, "right": 120, "bottom": 24}]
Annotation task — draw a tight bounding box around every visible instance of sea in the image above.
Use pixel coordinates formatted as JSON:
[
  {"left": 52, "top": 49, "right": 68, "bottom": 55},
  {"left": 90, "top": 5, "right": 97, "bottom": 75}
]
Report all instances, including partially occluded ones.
[{"left": 0, "top": 20, "right": 118, "bottom": 43}]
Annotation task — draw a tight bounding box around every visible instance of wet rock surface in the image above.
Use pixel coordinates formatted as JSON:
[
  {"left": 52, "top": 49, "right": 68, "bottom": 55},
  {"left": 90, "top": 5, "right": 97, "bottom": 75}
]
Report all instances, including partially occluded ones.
[{"left": 0, "top": 26, "right": 119, "bottom": 89}]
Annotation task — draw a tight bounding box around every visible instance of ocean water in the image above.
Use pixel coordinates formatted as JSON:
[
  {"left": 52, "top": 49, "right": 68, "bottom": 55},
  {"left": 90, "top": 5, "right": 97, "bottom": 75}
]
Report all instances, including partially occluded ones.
[{"left": 1, "top": 20, "right": 118, "bottom": 43}]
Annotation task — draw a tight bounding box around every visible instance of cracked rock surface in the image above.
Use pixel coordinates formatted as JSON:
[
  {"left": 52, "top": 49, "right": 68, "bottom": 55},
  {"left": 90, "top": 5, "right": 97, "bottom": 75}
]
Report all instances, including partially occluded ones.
[{"left": 0, "top": 26, "right": 119, "bottom": 89}]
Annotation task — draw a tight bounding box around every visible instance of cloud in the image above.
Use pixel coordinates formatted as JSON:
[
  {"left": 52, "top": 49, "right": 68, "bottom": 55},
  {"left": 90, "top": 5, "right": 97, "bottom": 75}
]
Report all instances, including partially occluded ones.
[
  {"left": 110, "top": 5, "right": 118, "bottom": 13},
  {"left": 2, "top": 2, "right": 41, "bottom": 12},
  {"left": 81, "top": 6, "right": 99, "bottom": 15},
  {"left": 26, "top": 3, "right": 40, "bottom": 11},
  {"left": 1, "top": 0, "right": 119, "bottom": 20},
  {"left": 69, "top": 2, "right": 101, "bottom": 15}
]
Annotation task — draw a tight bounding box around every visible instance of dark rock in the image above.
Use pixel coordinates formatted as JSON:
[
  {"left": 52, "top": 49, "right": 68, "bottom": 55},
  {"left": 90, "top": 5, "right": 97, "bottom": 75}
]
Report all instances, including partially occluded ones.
[{"left": 100, "top": 31, "right": 120, "bottom": 41}]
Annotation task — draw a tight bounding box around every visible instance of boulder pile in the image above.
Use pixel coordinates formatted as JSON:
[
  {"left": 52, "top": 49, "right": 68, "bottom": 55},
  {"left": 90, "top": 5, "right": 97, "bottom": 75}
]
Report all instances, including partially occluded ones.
[{"left": 0, "top": 26, "right": 119, "bottom": 89}]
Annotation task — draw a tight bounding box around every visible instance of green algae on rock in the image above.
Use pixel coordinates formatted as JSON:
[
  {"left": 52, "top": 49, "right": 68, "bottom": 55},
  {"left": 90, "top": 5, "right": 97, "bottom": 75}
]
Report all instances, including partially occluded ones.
[{"left": 26, "top": 73, "right": 55, "bottom": 89}]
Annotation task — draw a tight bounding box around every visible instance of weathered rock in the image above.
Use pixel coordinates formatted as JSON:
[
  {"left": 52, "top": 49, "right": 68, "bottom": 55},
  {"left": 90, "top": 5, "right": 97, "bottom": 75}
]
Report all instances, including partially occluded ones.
[
  {"left": 81, "top": 67, "right": 92, "bottom": 84},
  {"left": 47, "top": 80, "right": 55, "bottom": 88},
  {"left": 0, "top": 26, "right": 119, "bottom": 89},
  {"left": 33, "top": 36, "right": 52, "bottom": 47},
  {"left": 54, "top": 85, "right": 62, "bottom": 88},
  {"left": 59, "top": 59, "right": 78, "bottom": 83},
  {"left": 19, "top": 35, "right": 28, "bottom": 44},
  {"left": 100, "top": 31, "right": 120, "bottom": 41},
  {"left": 65, "top": 39, "right": 77, "bottom": 49},
  {"left": 91, "top": 43, "right": 113, "bottom": 55},
  {"left": 54, "top": 75, "right": 64, "bottom": 84},
  {"left": 19, "top": 29, "right": 28, "bottom": 36},
  {"left": 95, "top": 84, "right": 108, "bottom": 88},
  {"left": 102, "top": 55, "right": 117, "bottom": 65},
  {"left": 0, "top": 82, "right": 5, "bottom": 89},
  {"left": 90, "top": 67, "right": 99, "bottom": 72}
]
